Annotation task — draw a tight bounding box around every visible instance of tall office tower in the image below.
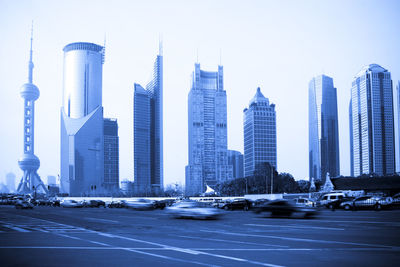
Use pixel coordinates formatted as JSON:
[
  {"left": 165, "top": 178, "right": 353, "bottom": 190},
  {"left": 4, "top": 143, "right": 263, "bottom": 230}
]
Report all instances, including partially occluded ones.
[
  {"left": 350, "top": 64, "right": 395, "bottom": 176},
  {"left": 349, "top": 100, "right": 354, "bottom": 176},
  {"left": 397, "top": 81, "right": 400, "bottom": 172},
  {"left": 243, "top": 87, "right": 277, "bottom": 177},
  {"left": 17, "top": 27, "right": 47, "bottom": 194},
  {"left": 228, "top": 150, "right": 244, "bottom": 179},
  {"left": 6, "top": 173, "right": 16, "bottom": 193},
  {"left": 308, "top": 75, "right": 340, "bottom": 183},
  {"left": 133, "top": 49, "right": 163, "bottom": 195},
  {"left": 60, "top": 42, "right": 105, "bottom": 196},
  {"left": 104, "top": 118, "right": 119, "bottom": 192},
  {"left": 185, "top": 63, "right": 233, "bottom": 196}
]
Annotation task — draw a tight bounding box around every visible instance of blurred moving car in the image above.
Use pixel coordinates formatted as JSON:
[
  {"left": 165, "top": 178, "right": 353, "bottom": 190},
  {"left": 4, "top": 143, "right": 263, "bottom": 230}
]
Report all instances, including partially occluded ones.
[
  {"left": 253, "top": 199, "right": 318, "bottom": 218},
  {"left": 221, "top": 198, "right": 252, "bottom": 211},
  {"left": 83, "top": 200, "right": 106, "bottom": 208},
  {"left": 340, "top": 196, "right": 389, "bottom": 210},
  {"left": 60, "top": 200, "right": 84, "bottom": 208},
  {"left": 125, "top": 199, "right": 155, "bottom": 210},
  {"left": 166, "top": 201, "right": 222, "bottom": 219},
  {"left": 15, "top": 200, "right": 34, "bottom": 209}
]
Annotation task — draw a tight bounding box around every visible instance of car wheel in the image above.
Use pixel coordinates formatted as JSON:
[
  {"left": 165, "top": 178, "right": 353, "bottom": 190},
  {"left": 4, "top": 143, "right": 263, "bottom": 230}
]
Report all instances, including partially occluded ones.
[
  {"left": 328, "top": 204, "right": 334, "bottom": 210},
  {"left": 375, "top": 204, "right": 382, "bottom": 211},
  {"left": 244, "top": 206, "right": 249, "bottom": 211},
  {"left": 344, "top": 204, "right": 351, "bottom": 210},
  {"left": 224, "top": 206, "right": 229, "bottom": 210}
]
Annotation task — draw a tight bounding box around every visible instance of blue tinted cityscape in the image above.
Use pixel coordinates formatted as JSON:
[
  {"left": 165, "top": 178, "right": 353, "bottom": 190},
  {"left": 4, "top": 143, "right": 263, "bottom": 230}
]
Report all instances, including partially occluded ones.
[{"left": 0, "top": 1, "right": 400, "bottom": 266}]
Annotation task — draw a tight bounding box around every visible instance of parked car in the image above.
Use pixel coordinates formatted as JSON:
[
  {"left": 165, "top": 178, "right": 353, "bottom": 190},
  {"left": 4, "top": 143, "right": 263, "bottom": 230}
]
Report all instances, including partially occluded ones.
[
  {"left": 325, "top": 197, "right": 355, "bottom": 210},
  {"left": 60, "top": 199, "right": 84, "bottom": 208},
  {"left": 292, "top": 198, "right": 315, "bottom": 207},
  {"left": 125, "top": 199, "right": 155, "bottom": 210},
  {"left": 253, "top": 199, "right": 318, "bottom": 218},
  {"left": 15, "top": 200, "right": 34, "bottom": 209},
  {"left": 83, "top": 200, "right": 106, "bottom": 208},
  {"left": 108, "top": 200, "right": 127, "bottom": 208},
  {"left": 221, "top": 198, "right": 252, "bottom": 211},
  {"left": 316, "top": 192, "right": 346, "bottom": 207},
  {"left": 165, "top": 201, "right": 222, "bottom": 219},
  {"left": 340, "top": 196, "right": 389, "bottom": 211},
  {"left": 391, "top": 193, "right": 400, "bottom": 208}
]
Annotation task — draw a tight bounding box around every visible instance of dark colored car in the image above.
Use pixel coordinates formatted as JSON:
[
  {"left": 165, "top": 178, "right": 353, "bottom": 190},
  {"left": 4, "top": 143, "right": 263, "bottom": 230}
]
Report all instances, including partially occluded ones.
[
  {"left": 253, "top": 199, "right": 318, "bottom": 218},
  {"left": 108, "top": 200, "right": 127, "bottom": 208},
  {"left": 84, "top": 200, "right": 106, "bottom": 208},
  {"left": 15, "top": 200, "right": 34, "bottom": 209},
  {"left": 222, "top": 198, "right": 252, "bottom": 211},
  {"left": 340, "top": 196, "right": 389, "bottom": 210},
  {"left": 325, "top": 197, "right": 355, "bottom": 210}
]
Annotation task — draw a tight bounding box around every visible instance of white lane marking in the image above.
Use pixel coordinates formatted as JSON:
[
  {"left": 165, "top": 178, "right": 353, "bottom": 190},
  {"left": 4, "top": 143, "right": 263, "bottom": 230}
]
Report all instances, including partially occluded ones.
[
  {"left": 255, "top": 218, "right": 400, "bottom": 226},
  {"left": 201, "top": 230, "right": 400, "bottom": 249},
  {"left": 174, "top": 234, "right": 288, "bottom": 248},
  {"left": 245, "top": 223, "right": 345, "bottom": 231},
  {"left": 2, "top": 224, "right": 30, "bottom": 232},
  {"left": 84, "top": 217, "right": 119, "bottom": 224},
  {"left": 55, "top": 233, "right": 84, "bottom": 241},
  {"left": 89, "top": 241, "right": 111, "bottom": 246}
]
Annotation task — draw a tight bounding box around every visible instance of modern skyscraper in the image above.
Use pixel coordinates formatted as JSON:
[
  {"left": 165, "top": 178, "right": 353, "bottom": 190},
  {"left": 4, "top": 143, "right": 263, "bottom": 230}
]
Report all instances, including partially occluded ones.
[
  {"left": 397, "top": 81, "right": 400, "bottom": 173},
  {"left": 133, "top": 48, "right": 163, "bottom": 195},
  {"left": 228, "top": 150, "right": 244, "bottom": 179},
  {"left": 60, "top": 42, "right": 105, "bottom": 196},
  {"left": 17, "top": 26, "right": 47, "bottom": 194},
  {"left": 350, "top": 64, "right": 395, "bottom": 176},
  {"left": 243, "top": 87, "right": 277, "bottom": 177},
  {"left": 308, "top": 75, "right": 340, "bottom": 183},
  {"left": 185, "top": 63, "right": 232, "bottom": 196},
  {"left": 104, "top": 118, "right": 119, "bottom": 192},
  {"left": 6, "top": 172, "right": 16, "bottom": 193}
]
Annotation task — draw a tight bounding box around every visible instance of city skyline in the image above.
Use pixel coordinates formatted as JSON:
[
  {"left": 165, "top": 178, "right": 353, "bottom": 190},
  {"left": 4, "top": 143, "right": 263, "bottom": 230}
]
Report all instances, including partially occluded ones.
[{"left": 1, "top": 1, "right": 400, "bottom": 187}]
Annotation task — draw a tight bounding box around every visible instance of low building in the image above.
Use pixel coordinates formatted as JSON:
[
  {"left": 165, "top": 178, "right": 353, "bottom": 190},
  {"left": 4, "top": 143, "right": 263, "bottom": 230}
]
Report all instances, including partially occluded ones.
[{"left": 331, "top": 176, "right": 400, "bottom": 196}]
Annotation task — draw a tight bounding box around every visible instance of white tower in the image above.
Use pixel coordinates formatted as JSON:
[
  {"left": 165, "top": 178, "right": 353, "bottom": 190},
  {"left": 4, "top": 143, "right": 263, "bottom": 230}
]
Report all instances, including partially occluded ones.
[{"left": 17, "top": 25, "right": 47, "bottom": 194}]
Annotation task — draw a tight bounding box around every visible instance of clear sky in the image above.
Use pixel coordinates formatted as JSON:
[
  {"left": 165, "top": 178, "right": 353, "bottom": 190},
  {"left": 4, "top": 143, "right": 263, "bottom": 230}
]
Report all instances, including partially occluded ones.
[{"left": 0, "top": 0, "right": 399, "bottom": 188}]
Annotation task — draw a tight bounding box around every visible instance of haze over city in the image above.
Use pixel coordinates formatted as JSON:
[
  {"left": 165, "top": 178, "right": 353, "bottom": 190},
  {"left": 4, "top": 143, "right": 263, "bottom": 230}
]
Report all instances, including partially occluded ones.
[{"left": 0, "top": 0, "right": 399, "bottom": 188}]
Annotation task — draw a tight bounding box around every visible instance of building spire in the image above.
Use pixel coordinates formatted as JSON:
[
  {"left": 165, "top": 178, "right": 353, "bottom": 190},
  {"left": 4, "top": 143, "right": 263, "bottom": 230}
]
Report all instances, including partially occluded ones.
[
  {"left": 159, "top": 34, "right": 163, "bottom": 56},
  {"left": 28, "top": 21, "right": 34, "bottom": 83}
]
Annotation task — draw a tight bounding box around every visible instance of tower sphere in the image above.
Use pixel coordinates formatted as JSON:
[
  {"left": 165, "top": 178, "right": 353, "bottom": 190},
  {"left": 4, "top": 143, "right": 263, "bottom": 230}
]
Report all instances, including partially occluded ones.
[
  {"left": 18, "top": 153, "right": 40, "bottom": 171},
  {"left": 20, "top": 83, "right": 39, "bottom": 101}
]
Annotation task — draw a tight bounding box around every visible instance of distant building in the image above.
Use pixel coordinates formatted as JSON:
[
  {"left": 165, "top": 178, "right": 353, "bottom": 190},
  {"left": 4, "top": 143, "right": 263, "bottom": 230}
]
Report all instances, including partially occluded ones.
[
  {"left": 397, "top": 81, "right": 400, "bottom": 173},
  {"left": 133, "top": 48, "right": 163, "bottom": 195},
  {"left": 243, "top": 87, "right": 277, "bottom": 177},
  {"left": 121, "top": 180, "right": 134, "bottom": 195},
  {"left": 185, "top": 63, "right": 233, "bottom": 196},
  {"left": 6, "top": 172, "right": 16, "bottom": 193},
  {"left": 104, "top": 118, "right": 119, "bottom": 192},
  {"left": 228, "top": 150, "right": 244, "bottom": 179},
  {"left": 350, "top": 64, "right": 395, "bottom": 176},
  {"left": 308, "top": 75, "right": 340, "bottom": 183},
  {"left": 60, "top": 42, "right": 105, "bottom": 196}
]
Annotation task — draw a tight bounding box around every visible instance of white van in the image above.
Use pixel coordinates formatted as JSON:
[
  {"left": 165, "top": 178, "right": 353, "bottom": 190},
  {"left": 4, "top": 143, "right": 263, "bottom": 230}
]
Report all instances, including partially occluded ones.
[{"left": 317, "top": 192, "right": 346, "bottom": 207}]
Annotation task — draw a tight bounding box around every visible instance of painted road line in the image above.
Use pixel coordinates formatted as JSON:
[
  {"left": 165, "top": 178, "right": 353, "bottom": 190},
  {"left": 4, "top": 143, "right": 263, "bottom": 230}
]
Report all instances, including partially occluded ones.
[
  {"left": 84, "top": 217, "right": 119, "bottom": 224},
  {"left": 200, "top": 230, "right": 400, "bottom": 249},
  {"left": 2, "top": 224, "right": 30, "bottom": 232},
  {"left": 254, "top": 218, "right": 400, "bottom": 226},
  {"left": 244, "top": 223, "right": 345, "bottom": 231},
  {"left": 174, "top": 234, "right": 289, "bottom": 248}
]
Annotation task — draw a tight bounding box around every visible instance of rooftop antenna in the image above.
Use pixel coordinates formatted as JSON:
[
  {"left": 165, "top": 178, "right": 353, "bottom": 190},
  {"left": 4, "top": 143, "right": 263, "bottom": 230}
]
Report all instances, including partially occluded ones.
[
  {"left": 219, "top": 48, "right": 222, "bottom": 66},
  {"left": 28, "top": 20, "right": 34, "bottom": 83},
  {"left": 159, "top": 34, "right": 163, "bottom": 56},
  {"left": 196, "top": 48, "right": 199, "bottom": 63}
]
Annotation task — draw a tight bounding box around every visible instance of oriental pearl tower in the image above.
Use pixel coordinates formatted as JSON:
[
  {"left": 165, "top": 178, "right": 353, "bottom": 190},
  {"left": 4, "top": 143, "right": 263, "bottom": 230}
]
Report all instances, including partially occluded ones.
[{"left": 17, "top": 25, "right": 47, "bottom": 194}]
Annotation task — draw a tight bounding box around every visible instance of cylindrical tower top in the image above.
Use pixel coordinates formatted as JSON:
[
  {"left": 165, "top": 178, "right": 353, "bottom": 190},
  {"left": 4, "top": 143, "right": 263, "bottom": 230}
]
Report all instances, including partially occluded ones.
[{"left": 63, "top": 42, "right": 104, "bottom": 119}]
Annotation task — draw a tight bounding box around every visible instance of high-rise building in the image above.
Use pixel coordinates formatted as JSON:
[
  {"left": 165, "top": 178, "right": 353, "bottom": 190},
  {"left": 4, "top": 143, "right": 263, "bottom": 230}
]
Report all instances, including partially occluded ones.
[
  {"left": 185, "top": 63, "right": 232, "bottom": 196},
  {"left": 228, "top": 150, "right": 244, "bottom": 179},
  {"left": 17, "top": 26, "right": 47, "bottom": 194},
  {"left": 60, "top": 42, "right": 105, "bottom": 196},
  {"left": 350, "top": 64, "right": 395, "bottom": 176},
  {"left": 308, "top": 75, "right": 340, "bottom": 183},
  {"left": 243, "top": 87, "right": 277, "bottom": 177},
  {"left": 6, "top": 172, "right": 16, "bottom": 193},
  {"left": 397, "top": 81, "right": 400, "bottom": 173},
  {"left": 133, "top": 49, "right": 163, "bottom": 195},
  {"left": 104, "top": 118, "right": 119, "bottom": 192}
]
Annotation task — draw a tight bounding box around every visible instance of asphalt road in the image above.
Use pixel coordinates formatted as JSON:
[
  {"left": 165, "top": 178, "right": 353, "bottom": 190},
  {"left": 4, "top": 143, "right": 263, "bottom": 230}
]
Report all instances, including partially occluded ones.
[{"left": 0, "top": 205, "right": 399, "bottom": 267}]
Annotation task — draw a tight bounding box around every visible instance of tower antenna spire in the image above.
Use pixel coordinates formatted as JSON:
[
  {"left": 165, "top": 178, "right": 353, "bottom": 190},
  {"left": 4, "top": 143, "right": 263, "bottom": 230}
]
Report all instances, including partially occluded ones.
[
  {"left": 28, "top": 20, "right": 34, "bottom": 83},
  {"left": 159, "top": 34, "right": 163, "bottom": 56}
]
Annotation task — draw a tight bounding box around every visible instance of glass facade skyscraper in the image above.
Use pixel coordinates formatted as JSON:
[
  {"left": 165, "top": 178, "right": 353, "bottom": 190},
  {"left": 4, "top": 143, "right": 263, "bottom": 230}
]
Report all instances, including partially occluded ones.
[
  {"left": 308, "top": 75, "right": 340, "bottom": 183},
  {"left": 228, "top": 150, "right": 244, "bottom": 179},
  {"left": 60, "top": 42, "right": 105, "bottom": 196},
  {"left": 185, "top": 63, "right": 232, "bottom": 196},
  {"left": 350, "top": 64, "right": 395, "bottom": 176},
  {"left": 243, "top": 87, "right": 277, "bottom": 178},
  {"left": 133, "top": 51, "right": 163, "bottom": 194},
  {"left": 104, "top": 118, "right": 119, "bottom": 192}
]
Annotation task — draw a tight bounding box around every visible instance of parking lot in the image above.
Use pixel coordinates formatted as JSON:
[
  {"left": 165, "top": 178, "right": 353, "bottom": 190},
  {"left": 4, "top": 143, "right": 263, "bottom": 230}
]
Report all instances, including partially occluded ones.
[{"left": 0, "top": 205, "right": 399, "bottom": 266}]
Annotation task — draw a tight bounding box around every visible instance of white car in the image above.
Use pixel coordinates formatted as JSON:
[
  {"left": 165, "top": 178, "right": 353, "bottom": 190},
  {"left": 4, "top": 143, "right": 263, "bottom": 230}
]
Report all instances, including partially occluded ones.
[
  {"left": 60, "top": 199, "right": 83, "bottom": 208},
  {"left": 125, "top": 199, "right": 155, "bottom": 210},
  {"left": 165, "top": 201, "right": 222, "bottom": 219}
]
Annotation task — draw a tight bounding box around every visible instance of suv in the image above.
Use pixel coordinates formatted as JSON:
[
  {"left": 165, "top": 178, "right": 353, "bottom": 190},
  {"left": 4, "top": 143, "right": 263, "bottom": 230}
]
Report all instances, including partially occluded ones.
[{"left": 317, "top": 193, "right": 345, "bottom": 207}]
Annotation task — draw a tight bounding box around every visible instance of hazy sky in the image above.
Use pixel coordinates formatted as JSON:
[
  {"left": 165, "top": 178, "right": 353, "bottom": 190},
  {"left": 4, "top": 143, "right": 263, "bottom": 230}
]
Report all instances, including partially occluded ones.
[{"left": 0, "top": 0, "right": 399, "bottom": 188}]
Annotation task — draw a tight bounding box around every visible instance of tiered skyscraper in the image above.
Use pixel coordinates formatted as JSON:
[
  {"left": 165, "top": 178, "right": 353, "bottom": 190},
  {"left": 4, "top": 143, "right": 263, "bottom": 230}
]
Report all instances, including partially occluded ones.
[
  {"left": 243, "top": 87, "right": 277, "bottom": 177},
  {"left": 133, "top": 48, "right": 163, "bottom": 195},
  {"left": 60, "top": 42, "right": 105, "bottom": 196},
  {"left": 104, "top": 118, "right": 119, "bottom": 192},
  {"left": 350, "top": 64, "right": 395, "bottom": 176},
  {"left": 308, "top": 75, "right": 340, "bottom": 183},
  {"left": 17, "top": 27, "right": 47, "bottom": 194},
  {"left": 185, "top": 64, "right": 232, "bottom": 196}
]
